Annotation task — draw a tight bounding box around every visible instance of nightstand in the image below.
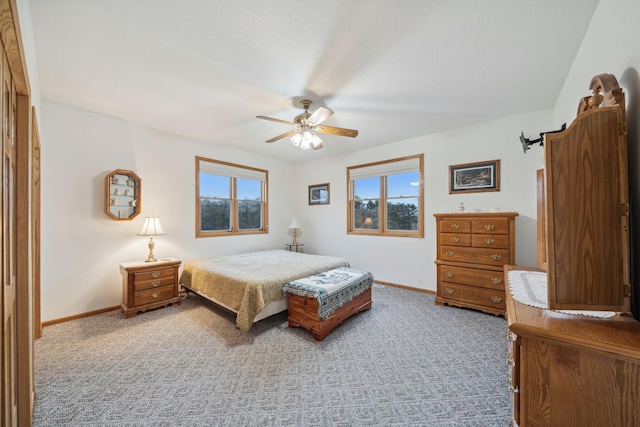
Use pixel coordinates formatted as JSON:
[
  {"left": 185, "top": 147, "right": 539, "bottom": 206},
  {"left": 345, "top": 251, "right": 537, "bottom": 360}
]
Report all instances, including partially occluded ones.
[
  {"left": 120, "top": 258, "right": 181, "bottom": 318},
  {"left": 285, "top": 243, "right": 304, "bottom": 253}
]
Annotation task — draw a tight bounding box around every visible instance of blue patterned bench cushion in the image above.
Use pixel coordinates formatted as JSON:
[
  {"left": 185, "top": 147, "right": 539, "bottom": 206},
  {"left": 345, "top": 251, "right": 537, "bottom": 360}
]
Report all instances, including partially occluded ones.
[{"left": 282, "top": 267, "right": 373, "bottom": 320}]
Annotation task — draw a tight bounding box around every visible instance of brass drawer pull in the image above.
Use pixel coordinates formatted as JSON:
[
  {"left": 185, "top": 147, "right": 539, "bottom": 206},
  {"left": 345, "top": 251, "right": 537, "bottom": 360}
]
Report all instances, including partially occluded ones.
[
  {"left": 151, "top": 292, "right": 160, "bottom": 298},
  {"left": 491, "top": 277, "right": 502, "bottom": 285},
  {"left": 151, "top": 280, "right": 160, "bottom": 287},
  {"left": 484, "top": 224, "right": 495, "bottom": 231},
  {"left": 491, "top": 296, "right": 502, "bottom": 303},
  {"left": 485, "top": 238, "right": 495, "bottom": 245},
  {"left": 450, "top": 224, "right": 460, "bottom": 230},
  {"left": 450, "top": 236, "right": 460, "bottom": 243},
  {"left": 445, "top": 250, "right": 455, "bottom": 257},
  {"left": 444, "top": 271, "right": 454, "bottom": 278},
  {"left": 444, "top": 287, "right": 454, "bottom": 295},
  {"left": 151, "top": 271, "right": 161, "bottom": 278},
  {"left": 491, "top": 254, "right": 502, "bottom": 261}
]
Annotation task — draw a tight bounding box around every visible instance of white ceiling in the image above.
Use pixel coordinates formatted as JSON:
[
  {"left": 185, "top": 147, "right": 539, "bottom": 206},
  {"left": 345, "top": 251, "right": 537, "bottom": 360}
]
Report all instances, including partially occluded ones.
[{"left": 29, "top": 0, "right": 599, "bottom": 164}]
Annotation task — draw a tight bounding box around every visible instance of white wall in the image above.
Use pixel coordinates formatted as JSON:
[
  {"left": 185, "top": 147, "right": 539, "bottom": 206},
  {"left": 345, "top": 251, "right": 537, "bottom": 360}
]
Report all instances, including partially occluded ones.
[
  {"left": 294, "top": 110, "right": 550, "bottom": 291},
  {"left": 37, "top": 0, "right": 640, "bottom": 320},
  {"left": 40, "top": 101, "right": 296, "bottom": 321}
]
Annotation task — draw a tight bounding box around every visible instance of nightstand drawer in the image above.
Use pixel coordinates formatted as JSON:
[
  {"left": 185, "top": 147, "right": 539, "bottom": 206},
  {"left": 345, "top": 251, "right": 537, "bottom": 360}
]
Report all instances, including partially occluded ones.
[
  {"left": 134, "top": 267, "right": 175, "bottom": 283},
  {"left": 134, "top": 285, "right": 175, "bottom": 306},
  {"left": 134, "top": 275, "right": 175, "bottom": 291}
]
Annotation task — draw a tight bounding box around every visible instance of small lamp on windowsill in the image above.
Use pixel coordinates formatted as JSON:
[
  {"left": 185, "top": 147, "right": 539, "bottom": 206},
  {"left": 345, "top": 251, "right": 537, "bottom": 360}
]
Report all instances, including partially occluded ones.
[
  {"left": 364, "top": 217, "right": 373, "bottom": 228},
  {"left": 137, "top": 217, "right": 166, "bottom": 262},
  {"left": 289, "top": 217, "right": 301, "bottom": 245}
]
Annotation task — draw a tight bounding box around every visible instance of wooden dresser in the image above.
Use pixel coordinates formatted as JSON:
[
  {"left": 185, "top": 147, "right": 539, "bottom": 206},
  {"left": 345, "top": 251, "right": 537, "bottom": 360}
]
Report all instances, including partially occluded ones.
[
  {"left": 120, "top": 258, "right": 181, "bottom": 318},
  {"left": 505, "top": 265, "right": 640, "bottom": 427},
  {"left": 434, "top": 212, "right": 518, "bottom": 316}
]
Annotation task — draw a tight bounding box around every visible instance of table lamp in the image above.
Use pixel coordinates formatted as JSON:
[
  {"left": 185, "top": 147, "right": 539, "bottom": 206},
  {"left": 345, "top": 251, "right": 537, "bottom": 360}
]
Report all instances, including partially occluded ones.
[
  {"left": 137, "top": 216, "right": 166, "bottom": 262},
  {"left": 289, "top": 217, "right": 301, "bottom": 245}
]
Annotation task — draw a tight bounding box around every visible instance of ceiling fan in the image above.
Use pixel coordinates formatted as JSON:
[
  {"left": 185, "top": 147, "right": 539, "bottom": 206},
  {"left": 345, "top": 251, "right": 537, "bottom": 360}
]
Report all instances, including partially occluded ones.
[{"left": 256, "top": 100, "right": 358, "bottom": 150}]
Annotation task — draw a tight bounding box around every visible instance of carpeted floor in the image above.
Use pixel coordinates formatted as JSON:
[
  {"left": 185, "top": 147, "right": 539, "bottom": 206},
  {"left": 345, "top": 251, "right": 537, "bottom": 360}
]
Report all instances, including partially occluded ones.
[{"left": 33, "top": 285, "right": 510, "bottom": 426}]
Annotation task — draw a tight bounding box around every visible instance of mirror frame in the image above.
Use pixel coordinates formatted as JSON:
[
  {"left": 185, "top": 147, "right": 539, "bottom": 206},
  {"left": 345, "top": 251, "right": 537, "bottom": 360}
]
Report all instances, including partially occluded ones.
[{"left": 105, "top": 169, "right": 141, "bottom": 220}]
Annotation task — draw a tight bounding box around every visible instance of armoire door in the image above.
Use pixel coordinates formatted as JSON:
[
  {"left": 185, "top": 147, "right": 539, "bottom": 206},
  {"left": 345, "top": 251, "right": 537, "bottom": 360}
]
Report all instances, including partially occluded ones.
[{"left": 545, "top": 85, "right": 630, "bottom": 312}]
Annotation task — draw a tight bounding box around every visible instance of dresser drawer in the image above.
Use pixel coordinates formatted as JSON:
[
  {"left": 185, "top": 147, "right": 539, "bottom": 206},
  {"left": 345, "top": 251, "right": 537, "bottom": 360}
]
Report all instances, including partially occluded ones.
[
  {"left": 471, "top": 219, "right": 508, "bottom": 234},
  {"left": 134, "top": 267, "right": 175, "bottom": 283},
  {"left": 441, "top": 220, "right": 471, "bottom": 233},
  {"left": 471, "top": 233, "right": 509, "bottom": 249},
  {"left": 440, "top": 233, "right": 471, "bottom": 247},
  {"left": 440, "top": 283, "right": 506, "bottom": 310},
  {"left": 440, "top": 246, "right": 510, "bottom": 266},
  {"left": 439, "top": 265, "right": 504, "bottom": 290},
  {"left": 134, "top": 275, "right": 175, "bottom": 291},
  {"left": 134, "top": 285, "right": 175, "bottom": 306}
]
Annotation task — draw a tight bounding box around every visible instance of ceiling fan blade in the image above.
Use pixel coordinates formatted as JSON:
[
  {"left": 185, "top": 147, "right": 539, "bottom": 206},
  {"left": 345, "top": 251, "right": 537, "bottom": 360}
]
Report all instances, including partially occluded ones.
[
  {"left": 265, "top": 130, "right": 297, "bottom": 143},
  {"left": 256, "top": 115, "right": 295, "bottom": 126},
  {"left": 314, "top": 125, "right": 358, "bottom": 138},
  {"left": 307, "top": 106, "right": 333, "bottom": 125}
]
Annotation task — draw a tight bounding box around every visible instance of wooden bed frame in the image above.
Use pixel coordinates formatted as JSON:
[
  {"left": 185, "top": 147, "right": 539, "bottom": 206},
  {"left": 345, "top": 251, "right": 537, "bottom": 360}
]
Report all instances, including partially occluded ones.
[{"left": 287, "top": 287, "right": 372, "bottom": 341}]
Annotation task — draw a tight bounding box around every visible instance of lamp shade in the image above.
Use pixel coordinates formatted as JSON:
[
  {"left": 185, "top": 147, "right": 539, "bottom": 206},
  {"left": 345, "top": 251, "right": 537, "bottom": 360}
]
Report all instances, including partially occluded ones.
[
  {"left": 288, "top": 217, "right": 301, "bottom": 230},
  {"left": 137, "top": 217, "right": 167, "bottom": 236}
]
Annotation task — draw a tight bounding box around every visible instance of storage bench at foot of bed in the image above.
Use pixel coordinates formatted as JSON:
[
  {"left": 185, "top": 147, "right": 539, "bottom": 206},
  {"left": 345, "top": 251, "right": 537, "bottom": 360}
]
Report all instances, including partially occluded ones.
[
  {"left": 283, "top": 267, "right": 374, "bottom": 340},
  {"left": 287, "top": 287, "right": 372, "bottom": 341}
]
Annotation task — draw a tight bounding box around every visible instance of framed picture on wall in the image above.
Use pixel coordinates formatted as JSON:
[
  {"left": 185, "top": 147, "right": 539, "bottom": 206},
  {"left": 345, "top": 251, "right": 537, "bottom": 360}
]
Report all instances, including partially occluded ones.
[
  {"left": 309, "top": 183, "right": 330, "bottom": 205},
  {"left": 449, "top": 160, "right": 500, "bottom": 194}
]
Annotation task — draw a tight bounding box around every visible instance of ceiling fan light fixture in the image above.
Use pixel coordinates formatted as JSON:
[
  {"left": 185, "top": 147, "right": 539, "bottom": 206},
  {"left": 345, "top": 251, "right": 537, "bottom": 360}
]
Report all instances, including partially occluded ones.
[
  {"left": 290, "top": 132, "right": 303, "bottom": 147},
  {"left": 300, "top": 130, "right": 315, "bottom": 150},
  {"left": 311, "top": 133, "right": 323, "bottom": 149},
  {"left": 290, "top": 125, "right": 322, "bottom": 150}
]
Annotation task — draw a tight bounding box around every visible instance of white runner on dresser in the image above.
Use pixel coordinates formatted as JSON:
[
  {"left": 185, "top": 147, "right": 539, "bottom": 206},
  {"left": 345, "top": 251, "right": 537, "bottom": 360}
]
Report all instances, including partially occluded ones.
[{"left": 507, "top": 269, "right": 615, "bottom": 318}]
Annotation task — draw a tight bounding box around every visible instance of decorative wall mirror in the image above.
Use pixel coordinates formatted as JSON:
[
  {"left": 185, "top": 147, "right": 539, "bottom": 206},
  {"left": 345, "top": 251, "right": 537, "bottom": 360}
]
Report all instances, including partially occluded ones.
[{"left": 105, "top": 169, "right": 141, "bottom": 220}]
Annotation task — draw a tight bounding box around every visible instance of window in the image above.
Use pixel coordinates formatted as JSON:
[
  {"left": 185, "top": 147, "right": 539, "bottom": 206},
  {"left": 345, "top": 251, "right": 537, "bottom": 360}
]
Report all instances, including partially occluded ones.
[
  {"left": 196, "top": 156, "right": 268, "bottom": 237},
  {"left": 347, "top": 154, "right": 423, "bottom": 237}
]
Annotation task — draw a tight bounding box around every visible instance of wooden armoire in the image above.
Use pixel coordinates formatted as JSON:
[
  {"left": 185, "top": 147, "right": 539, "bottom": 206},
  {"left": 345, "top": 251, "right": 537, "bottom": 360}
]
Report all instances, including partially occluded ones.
[
  {"left": 544, "top": 72, "right": 630, "bottom": 312},
  {"left": 505, "top": 74, "right": 640, "bottom": 426}
]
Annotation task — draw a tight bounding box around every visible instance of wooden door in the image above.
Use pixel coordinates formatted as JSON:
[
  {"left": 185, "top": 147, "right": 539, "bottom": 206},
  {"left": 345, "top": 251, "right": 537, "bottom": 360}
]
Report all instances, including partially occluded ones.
[
  {"left": 545, "top": 99, "right": 630, "bottom": 311},
  {"left": 1, "top": 48, "right": 17, "bottom": 425}
]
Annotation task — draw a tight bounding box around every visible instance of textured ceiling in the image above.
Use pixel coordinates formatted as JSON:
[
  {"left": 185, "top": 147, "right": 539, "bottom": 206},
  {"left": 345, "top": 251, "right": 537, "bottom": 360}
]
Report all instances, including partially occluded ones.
[{"left": 30, "top": 0, "right": 599, "bottom": 163}]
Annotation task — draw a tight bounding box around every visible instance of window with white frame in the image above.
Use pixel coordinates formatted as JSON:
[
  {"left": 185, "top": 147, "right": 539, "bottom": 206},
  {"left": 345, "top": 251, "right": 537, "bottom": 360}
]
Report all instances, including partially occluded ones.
[
  {"left": 196, "top": 156, "right": 268, "bottom": 237},
  {"left": 347, "top": 154, "right": 423, "bottom": 237}
]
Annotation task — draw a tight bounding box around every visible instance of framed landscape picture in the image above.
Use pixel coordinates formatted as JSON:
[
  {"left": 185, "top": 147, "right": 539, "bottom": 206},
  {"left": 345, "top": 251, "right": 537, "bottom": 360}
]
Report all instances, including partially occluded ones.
[
  {"left": 449, "top": 160, "right": 500, "bottom": 194},
  {"left": 309, "top": 183, "right": 330, "bottom": 205}
]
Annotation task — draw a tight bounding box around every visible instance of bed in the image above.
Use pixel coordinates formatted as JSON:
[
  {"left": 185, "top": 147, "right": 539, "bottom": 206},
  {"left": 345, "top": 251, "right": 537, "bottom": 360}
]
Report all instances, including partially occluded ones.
[{"left": 179, "top": 249, "right": 349, "bottom": 331}]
